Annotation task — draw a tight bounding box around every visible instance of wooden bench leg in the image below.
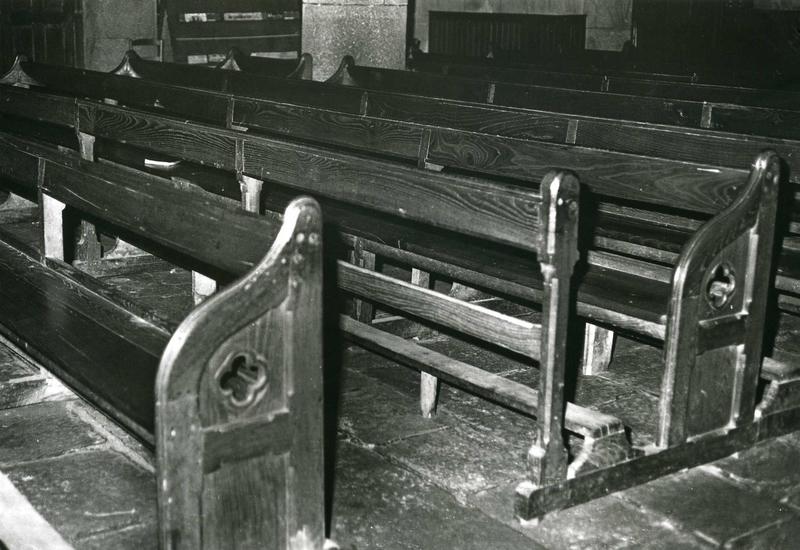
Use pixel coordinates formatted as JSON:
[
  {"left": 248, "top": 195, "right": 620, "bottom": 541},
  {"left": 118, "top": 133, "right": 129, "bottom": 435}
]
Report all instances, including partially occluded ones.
[
  {"left": 192, "top": 272, "right": 217, "bottom": 305},
  {"left": 350, "top": 238, "right": 376, "bottom": 323},
  {"left": 413, "top": 268, "right": 440, "bottom": 418},
  {"left": 581, "top": 323, "right": 615, "bottom": 376},
  {"left": 72, "top": 132, "right": 103, "bottom": 262},
  {"left": 40, "top": 192, "right": 65, "bottom": 260}
]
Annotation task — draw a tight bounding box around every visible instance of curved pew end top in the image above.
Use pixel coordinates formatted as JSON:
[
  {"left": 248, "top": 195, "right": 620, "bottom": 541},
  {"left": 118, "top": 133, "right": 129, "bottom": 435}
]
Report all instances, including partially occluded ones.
[
  {"left": 110, "top": 50, "right": 143, "bottom": 79},
  {"left": 216, "top": 46, "right": 248, "bottom": 71},
  {"left": 216, "top": 47, "right": 313, "bottom": 80},
  {"left": 156, "top": 196, "right": 325, "bottom": 550},
  {"left": 0, "top": 55, "right": 42, "bottom": 88},
  {"left": 326, "top": 55, "right": 357, "bottom": 85}
]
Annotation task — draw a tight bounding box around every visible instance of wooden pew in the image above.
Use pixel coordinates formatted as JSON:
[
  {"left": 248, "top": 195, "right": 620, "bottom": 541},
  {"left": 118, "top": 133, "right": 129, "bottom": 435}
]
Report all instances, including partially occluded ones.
[
  {"left": 410, "top": 51, "right": 800, "bottom": 90},
  {"left": 328, "top": 56, "right": 800, "bottom": 141},
  {"left": 216, "top": 47, "right": 313, "bottom": 80},
  {"left": 0, "top": 131, "right": 326, "bottom": 549},
  {"left": 50, "top": 52, "right": 798, "bottom": 319},
  {"left": 0, "top": 62, "right": 792, "bottom": 521},
  {"left": 4, "top": 55, "right": 799, "bottom": 344},
  {"left": 409, "top": 54, "right": 800, "bottom": 110}
]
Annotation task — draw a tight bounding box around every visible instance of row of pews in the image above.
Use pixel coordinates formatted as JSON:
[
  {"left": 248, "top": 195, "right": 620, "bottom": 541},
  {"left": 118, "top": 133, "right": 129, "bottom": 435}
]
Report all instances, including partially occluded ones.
[{"left": 0, "top": 48, "right": 797, "bottom": 548}]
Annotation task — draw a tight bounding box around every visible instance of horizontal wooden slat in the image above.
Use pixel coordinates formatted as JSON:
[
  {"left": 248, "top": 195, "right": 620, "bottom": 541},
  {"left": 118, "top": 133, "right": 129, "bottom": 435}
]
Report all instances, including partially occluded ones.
[
  {"left": 340, "top": 315, "right": 623, "bottom": 439},
  {"left": 0, "top": 133, "right": 280, "bottom": 277},
  {"left": 78, "top": 102, "right": 542, "bottom": 250},
  {"left": 425, "top": 128, "right": 747, "bottom": 215},
  {"left": 338, "top": 262, "right": 540, "bottom": 358}
]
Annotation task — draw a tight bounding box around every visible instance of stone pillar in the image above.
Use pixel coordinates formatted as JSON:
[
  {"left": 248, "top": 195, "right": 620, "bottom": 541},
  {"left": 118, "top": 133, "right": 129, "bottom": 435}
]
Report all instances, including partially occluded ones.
[{"left": 302, "top": 1, "right": 408, "bottom": 81}]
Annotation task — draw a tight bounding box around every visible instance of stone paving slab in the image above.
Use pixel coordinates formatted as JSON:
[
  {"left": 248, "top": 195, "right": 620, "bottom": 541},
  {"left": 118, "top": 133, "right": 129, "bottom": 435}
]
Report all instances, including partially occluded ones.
[
  {"left": 330, "top": 442, "right": 542, "bottom": 550},
  {"left": 474, "top": 480, "right": 711, "bottom": 550},
  {"left": 4, "top": 448, "right": 156, "bottom": 544},
  {"left": 618, "top": 466, "right": 799, "bottom": 547},
  {"left": 77, "top": 524, "right": 157, "bottom": 550},
  {"left": 338, "top": 366, "right": 456, "bottom": 446},
  {"left": 711, "top": 430, "right": 800, "bottom": 500},
  {"left": 596, "top": 338, "right": 665, "bottom": 398},
  {"left": 0, "top": 400, "right": 105, "bottom": 466},
  {"left": 723, "top": 515, "right": 800, "bottom": 550},
  {"left": 384, "top": 424, "right": 528, "bottom": 502}
]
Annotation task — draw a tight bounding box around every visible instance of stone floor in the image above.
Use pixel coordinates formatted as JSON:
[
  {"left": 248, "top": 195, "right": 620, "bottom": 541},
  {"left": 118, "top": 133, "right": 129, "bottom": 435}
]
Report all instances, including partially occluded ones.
[
  {"left": 0, "top": 206, "right": 798, "bottom": 548},
  {"left": 0, "top": 312, "right": 799, "bottom": 549}
]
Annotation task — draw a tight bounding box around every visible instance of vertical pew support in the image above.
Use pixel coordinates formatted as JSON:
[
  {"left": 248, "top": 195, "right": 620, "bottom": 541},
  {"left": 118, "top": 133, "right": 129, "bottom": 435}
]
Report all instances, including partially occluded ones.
[{"left": 581, "top": 323, "right": 615, "bottom": 376}]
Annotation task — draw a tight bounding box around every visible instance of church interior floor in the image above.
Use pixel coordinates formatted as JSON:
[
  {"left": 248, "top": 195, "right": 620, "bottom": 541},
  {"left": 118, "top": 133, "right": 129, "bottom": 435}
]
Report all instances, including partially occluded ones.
[{"left": 0, "top": 223, "right": 799, "bottom": 548}]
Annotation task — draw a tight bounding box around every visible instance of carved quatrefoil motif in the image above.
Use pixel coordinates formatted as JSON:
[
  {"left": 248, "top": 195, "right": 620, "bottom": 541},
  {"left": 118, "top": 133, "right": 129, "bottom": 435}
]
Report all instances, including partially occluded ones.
[
  {"left": 706, "top": 263, "right": 737, "bottom": 310},
  {"left": 216, "top": 352, "right": 268, "bottom": 408}
]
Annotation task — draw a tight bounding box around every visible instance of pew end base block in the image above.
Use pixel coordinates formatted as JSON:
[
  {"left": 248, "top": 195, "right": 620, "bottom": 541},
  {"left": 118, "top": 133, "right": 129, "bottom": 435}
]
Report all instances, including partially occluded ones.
[{"left": 155, "top": 197, "right": 325, "bottom": 549}]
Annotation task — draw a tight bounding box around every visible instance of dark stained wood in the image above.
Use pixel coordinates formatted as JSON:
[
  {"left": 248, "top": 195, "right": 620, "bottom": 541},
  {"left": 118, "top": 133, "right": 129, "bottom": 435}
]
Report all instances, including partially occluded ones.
[
  {"left": 339, "top": 315, "right": 619, "bottom": 440},
  {"left": 216, "top": 47, "right": 312, "bottom": 80},
  {"left": 0, "top": 54, "right": 794, "bottom": 526},
  {"left": 338, "top": 262, "right": 541, "bottom": 359},
  {"left": 0, "top": 121, "right": 327, "bottom": 548},
  {"left": 660, "top": 152, "right": 781, "bottom": 446},
  {"left": 76, "top": 102, "right": 542, "bottom": 250},
  {"left": 410, "top": 55, "right": 800, "bottom": 111},
  {"left": 156, "top": 196, "right": 325, "bottom": 550},
  {"left": 334, "top": 59, "right": 800, "bottom": 141}
]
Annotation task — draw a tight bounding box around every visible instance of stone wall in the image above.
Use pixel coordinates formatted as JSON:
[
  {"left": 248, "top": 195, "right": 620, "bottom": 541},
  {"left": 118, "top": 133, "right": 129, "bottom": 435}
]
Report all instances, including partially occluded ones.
[
  {"left": 302, "top": 0, "right": 408, "bottom": 80},
  {"left": 413, "top": 0, "right": 632, "bottom": 53}
]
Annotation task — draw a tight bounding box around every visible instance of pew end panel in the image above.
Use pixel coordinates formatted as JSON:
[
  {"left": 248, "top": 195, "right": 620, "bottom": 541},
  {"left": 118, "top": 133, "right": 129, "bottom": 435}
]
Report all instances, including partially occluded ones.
[
  {"left": 659, "top": 150, "right": 781, "bottom": 446},
  {"left": 156, "top": 197, "right": 324, "bottom": 550},
  {"left": 217, "top": 47, "right": 251, "bottom": 72}
]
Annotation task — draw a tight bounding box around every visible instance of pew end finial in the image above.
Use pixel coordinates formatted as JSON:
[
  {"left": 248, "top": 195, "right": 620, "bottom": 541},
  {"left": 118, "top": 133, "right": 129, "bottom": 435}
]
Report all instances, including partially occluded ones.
[
  {"left": 0, "top": 55, "right": 41, "bottom": 88},
  {"left": 111, "top": 50, "right": 143, "bottom": 78},
  {"left": 288, "top": 53, "right": 314, "bottom": 80},
  {"left": 217, "top": 47, "right": 247, "bottom": 71},
  {"left": 326, "top": 55, "right": 356, "bottom": 85}
]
